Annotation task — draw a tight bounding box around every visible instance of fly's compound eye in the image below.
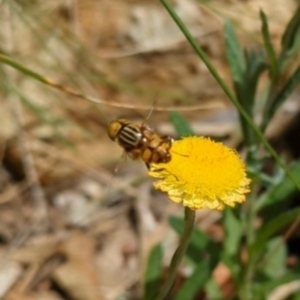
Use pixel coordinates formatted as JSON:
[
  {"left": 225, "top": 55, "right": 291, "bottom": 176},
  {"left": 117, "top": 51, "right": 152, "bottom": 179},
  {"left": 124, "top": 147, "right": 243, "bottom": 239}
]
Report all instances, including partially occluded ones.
[{"left": 107, "top": 121, "right": 123, "bottom": 141}]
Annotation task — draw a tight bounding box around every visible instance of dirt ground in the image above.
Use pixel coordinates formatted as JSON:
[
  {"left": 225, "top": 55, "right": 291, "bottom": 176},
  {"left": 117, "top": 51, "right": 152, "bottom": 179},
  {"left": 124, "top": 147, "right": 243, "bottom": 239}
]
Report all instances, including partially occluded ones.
[{"left": 0, "top": 0, "right": 299, "bottom": 299}]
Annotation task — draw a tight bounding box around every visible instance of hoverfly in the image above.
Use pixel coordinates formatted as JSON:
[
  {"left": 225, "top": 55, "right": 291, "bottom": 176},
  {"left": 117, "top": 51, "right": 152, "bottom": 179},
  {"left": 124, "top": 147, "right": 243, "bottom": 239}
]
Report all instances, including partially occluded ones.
[{"left": 107, "top": 118, "right": 173, "bottom": 168}]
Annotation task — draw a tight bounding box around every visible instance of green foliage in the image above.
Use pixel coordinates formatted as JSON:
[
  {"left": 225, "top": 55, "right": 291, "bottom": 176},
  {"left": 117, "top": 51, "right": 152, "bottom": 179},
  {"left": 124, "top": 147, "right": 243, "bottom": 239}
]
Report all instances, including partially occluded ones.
[
  {"left": 250, "top": 207, "right": 300, "bottom": 258},
  {"left": 262, "top": 237, "right": 287, "bottom": 279},
  {"left": 261, "top": 5, "right": 300, "bottom": 130},
  {"left": 224, "top": 20, "right": 267, "bottom": 113},
  {"left": 174, "top": 260, "right": 212, "bottom": 300},
  {"left": 222, "top": 208, "right": 243, "bottom": 282},
  {"left": 144, "top": 244, "right": 164, "bottom": 300},
  {"left": 225, "top": 21, "right": 267, "bottom": 150},
  {"left": 169, "top": 216, "right": 220, "bottom": 299},
  {"left": 279, "top": 5, "right": 300, "bottom": 65},
  {"left": 143, "top": 1, "right": 300, "bottom": 300},
  {"left": 224, "top": 21, "right": 246, "bottom": 85},
  {"left": 169, "top": 216, "right": 220, "bottom": 265},
  {"left": 169, "top": 111, "right": 194, "bottom": 137},
  {"left": 256, "top": 159, "right": 300, "bottom": 211},
  {"left": 260, "top": 11, "right": 279, "bottom": 80},
  {"left": 205, "top": 278, "right": 223, "bottom": 299},
  {"left": 255, "top": 266, "right": 300, "bottom": 298}
]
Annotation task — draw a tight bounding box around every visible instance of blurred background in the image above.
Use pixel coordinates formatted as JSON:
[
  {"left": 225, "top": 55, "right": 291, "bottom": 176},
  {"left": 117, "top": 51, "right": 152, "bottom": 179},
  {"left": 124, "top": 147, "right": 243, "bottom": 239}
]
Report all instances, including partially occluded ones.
[{"left": 0, "top": 0, "right": 299, "bottom": 299}]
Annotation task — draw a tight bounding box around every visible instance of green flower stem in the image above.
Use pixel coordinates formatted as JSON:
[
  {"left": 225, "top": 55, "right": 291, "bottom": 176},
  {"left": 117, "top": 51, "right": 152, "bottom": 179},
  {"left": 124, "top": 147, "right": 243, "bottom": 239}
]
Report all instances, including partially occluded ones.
[
  {"left": 155, "top": 207, "right": 195, "bottom": 300},
  {"left": 160, "top": 0, "right": 300, "bottom": 193}
]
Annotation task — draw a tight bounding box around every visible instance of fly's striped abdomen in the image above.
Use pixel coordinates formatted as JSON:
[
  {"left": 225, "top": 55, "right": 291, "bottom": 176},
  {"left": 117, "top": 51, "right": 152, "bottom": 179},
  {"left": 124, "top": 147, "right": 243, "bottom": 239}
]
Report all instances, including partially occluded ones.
[{"left": 118, "top": 124, "right": 142, "bottom": 149}]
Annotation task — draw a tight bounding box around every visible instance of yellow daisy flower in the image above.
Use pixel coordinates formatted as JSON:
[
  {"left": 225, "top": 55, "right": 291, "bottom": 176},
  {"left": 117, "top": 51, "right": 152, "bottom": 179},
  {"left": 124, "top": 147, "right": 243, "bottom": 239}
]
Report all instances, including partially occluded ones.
[{"left": 148, "top": 136, "right": 251, "bottom": 210}]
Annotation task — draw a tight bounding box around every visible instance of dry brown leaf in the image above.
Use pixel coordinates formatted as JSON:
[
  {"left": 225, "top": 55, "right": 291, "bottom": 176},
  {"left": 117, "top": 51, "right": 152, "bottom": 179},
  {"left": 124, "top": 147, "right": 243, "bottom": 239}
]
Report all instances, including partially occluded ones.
[{"left": 53, "top": 231, "right": 101, "bottom": 300}]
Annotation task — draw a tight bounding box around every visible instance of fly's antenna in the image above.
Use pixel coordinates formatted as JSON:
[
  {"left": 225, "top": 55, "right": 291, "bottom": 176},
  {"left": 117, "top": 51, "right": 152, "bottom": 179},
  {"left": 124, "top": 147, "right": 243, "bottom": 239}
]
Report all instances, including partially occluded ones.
[{"left": 142, "top": 100, "right": 157, "bottom": 125}]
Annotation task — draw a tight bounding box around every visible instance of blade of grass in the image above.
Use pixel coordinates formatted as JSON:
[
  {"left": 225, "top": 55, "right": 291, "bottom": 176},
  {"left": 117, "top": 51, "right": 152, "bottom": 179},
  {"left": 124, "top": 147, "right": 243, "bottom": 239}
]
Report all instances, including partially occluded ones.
[
  {"left": 0, "top": 54, "right": 222, "bottom": 112},
  {"left": 0, "top": 54, "right": 50, "bottom": 84}
]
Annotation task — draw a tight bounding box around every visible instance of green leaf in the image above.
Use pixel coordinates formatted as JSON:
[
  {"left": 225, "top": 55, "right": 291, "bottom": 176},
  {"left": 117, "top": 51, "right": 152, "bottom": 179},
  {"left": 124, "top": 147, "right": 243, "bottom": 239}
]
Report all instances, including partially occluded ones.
[
  {"left": 250, "top": 206, "right": 300, "bottom": 257},
  {"left": 144, "top": 244, "right": 164, "bottom": 300},
  {"left": 255, "top": 266, "right": 300, "bottom": 297},
  {"left": 262, "top": 66, "right": 300, "bottom": 128},
  {"left": 262, "top": 237, "right": 287, "bottom": 279},
  {"left": 224, "top": 20, "right": 262, "bottom": 145},
  {"left": 221, "top": 208, "right": 243, "bottom": 282},
  {"left": 280, "top": 4, "right": 300, "bottom": 60},
  {"left": 292, "top": 292, "right": 300, "bottom": 300},
  {"left": 169, "top": 111, "right": 194, "bottom": 137},
  {"left": 235, "top": 49, "right": 266, "bottom": 116},
  {"left": 272, "top": 65, "right": 300, "bottom": 111},
  {"left": 223, "top": 208, "right": 243, "bottom": 257},
  {"left": 260, "top": 10, "right": 278, "bottom": 79},
  {"left": 256, "top": 159, "right": 300, "bottom": 211},
  {"left": 244, "top": 49, "right": 267, "bottom": 97},
  {"left": 205, "top": 278, "right": 223, "bottom": 300},
  {"left": 224, "top": 20, "right": 246, "bottom": 84},
  {"left": 174, "top": 260, "right": 213, "bottom": 300},
  {"left": 221, "top": 253, "right": 242, "bottom": 285}
]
